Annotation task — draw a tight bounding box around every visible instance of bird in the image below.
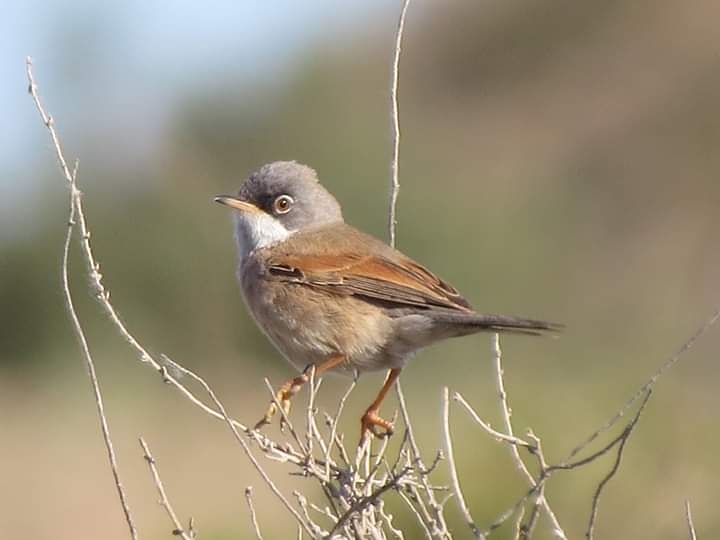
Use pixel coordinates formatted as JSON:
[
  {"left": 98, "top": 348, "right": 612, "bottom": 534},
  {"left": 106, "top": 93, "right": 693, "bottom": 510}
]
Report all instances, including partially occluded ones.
[{"left": 215, "top": 161, "right": 559, "bottom": 441}]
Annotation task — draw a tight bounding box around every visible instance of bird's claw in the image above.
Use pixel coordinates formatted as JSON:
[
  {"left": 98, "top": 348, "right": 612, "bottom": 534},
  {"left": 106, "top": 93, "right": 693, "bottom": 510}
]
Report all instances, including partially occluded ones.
[
  {"left": 255, "top": 392, "right": 292, "bottom": 431},
  {"left": 254, "top": 403, "right": 274, "bottom": 430},
  {"left": 360, "top": 409, "right": 394, "bottom": 444}
]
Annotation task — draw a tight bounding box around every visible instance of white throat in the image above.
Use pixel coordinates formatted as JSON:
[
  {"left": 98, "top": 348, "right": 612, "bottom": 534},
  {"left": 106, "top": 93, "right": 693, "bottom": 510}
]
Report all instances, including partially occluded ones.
[{"left": 234, "top": 212, "right": 293, "bottom": 261}]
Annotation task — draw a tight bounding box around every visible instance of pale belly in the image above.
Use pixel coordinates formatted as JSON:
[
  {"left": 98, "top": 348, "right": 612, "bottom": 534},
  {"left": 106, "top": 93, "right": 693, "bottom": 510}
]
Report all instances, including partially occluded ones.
[{"left": 240, "top": 270, "right": 398, "bottom": 374}]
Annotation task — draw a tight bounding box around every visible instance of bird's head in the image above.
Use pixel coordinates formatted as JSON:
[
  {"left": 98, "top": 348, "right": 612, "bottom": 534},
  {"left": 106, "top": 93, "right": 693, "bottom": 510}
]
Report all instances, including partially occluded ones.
[{"left": 215, "top": 161, "right": 343, "bottom": 258}]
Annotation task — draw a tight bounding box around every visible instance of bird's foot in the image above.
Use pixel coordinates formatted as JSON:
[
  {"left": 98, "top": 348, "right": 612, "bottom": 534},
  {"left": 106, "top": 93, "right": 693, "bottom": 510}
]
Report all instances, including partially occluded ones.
[
  {"left": 360, "top": 408, "right": 395, "bottom": 443},
  {"left": 254, "top": 391, "right": 292, "bottom": 431},
  {"left": 254, "top": 370, "right": 310, "bottom": 431}
]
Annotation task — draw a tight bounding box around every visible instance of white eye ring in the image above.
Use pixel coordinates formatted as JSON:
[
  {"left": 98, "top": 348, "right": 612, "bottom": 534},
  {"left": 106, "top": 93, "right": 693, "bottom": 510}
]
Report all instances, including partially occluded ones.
[{"left": 273, "top": 194, "right": 294, "bottom": 214}]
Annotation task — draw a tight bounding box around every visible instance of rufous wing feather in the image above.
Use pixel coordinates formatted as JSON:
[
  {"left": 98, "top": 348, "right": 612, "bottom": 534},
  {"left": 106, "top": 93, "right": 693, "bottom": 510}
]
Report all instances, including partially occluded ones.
[{"left": 266, "top": 253, "right": 473, "bottom": 312}]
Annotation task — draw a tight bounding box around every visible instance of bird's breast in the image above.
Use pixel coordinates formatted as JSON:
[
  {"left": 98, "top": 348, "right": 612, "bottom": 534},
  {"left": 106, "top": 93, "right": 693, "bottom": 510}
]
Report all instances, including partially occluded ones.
[{"left": 238, "top": 257, "right": 396, "bottom": 373}]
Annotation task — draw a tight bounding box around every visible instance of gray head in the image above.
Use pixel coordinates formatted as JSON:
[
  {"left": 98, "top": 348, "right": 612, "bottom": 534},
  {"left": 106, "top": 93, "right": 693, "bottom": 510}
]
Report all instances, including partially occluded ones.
[{"left": 214, "top": 161, "right": 343, "bottom": 258}]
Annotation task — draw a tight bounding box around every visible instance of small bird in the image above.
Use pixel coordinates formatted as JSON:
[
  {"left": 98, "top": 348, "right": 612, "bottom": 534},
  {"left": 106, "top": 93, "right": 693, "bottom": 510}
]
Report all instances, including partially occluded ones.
[{"left": 215, "top": 161, "right": 559, "bottom": 441}]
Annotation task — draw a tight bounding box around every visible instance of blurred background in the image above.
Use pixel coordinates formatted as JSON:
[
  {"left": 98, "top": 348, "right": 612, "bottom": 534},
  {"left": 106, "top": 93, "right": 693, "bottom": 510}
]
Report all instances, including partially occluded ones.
[{"left": 3, "top": 0, "right": 720, "bottom": 538}]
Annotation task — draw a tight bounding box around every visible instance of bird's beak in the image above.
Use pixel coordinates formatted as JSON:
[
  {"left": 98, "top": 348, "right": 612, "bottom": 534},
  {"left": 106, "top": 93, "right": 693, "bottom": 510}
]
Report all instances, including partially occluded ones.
[{"left": 214, "top": 195, "right": 262, "bottom": 214}]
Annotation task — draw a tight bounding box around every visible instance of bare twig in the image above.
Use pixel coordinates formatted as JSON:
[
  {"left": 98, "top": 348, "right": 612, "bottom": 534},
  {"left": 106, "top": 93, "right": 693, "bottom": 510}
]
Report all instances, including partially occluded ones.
[
  {"left": 519, "top": 489, "right": 542, "bottom": 540},
  {"left": 481, "top": 488, "right": 536, "bottom": 537},
  {"left": 397, "top": 489, "right": 433, "bottom": 540},
  {"left": 512, "top": 506, "right": 527, "bottom": 540},
  {"left": 487, "top": 386, "right": 652, "bottom": 536},
  {"left": 160, "top": 356, "right": 316, "bottom": 537},
  {"left": 441, "top": 387, "right": 482, "bottom": 539},
  {"left": 388, "top": 0, "right": 411, "bottom": 248},
  {"left": 584, "top": 390, "right": 651, "bottom": 540},
  {"left": 26, "top": 61, "right": 263, "bottom": 453},
  {"left": 139, "top": 437, "right": 194, "bottom": 540},
  {"left": 26, "top": 56, "right": 139, "bottom": 540},
  {"left": 550, "top": 392, "right": 651, "bottom": 474},
  {"left": 395, "top": 380, "right": 449, "bottom": 538},
  {"left": 26, "top": 58, "right": 77, "bottom": 186},
  {"left": 570, "top": 308, "right": 720, "bottom": 459},
  {"left": 305, "top": 367, "right": 321, "bottom": 457},
  {"left": 245, "top": 487, "right": 264, "bottom": 540},
  {"left": 453, "top": 392, "right": 534, "bottom": 450},
  {"left": 329, "top": 467, "right": 411, "bottom": 537},
  {"left": 324, "top": 375, "right": 358, "bottom": 478},
  {"left": 378, "top": 499, "right": 405, "bottom": 540},
  {"left": 25, "top": 60, "right": 239, "bottom": 430},
  {"left": 27, "top": 57, "right": 327, "bottom": 538},
  {"left": 492, "top": 334, "right": 566, "bottom": 538},
  {"left": 387, "top": 15, "right": 430, "bottom": 534},
  {"left": 685, "top": 500, "right": 698, "bottom": 540},
  {"left": 294, "top": 491, "right": 329, "bottom": 538}
]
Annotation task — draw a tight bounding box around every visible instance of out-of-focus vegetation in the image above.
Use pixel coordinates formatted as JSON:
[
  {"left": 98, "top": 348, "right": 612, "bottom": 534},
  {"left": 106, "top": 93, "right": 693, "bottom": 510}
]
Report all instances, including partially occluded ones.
[{"left": 3, "top": 1, "right": 720, "bottom": 538}]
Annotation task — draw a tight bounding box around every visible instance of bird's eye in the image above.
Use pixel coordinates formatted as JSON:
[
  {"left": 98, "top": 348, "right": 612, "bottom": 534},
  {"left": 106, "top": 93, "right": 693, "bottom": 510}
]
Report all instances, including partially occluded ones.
[{"left": 273, "top": 194, "right": 294, "bottom": 214}]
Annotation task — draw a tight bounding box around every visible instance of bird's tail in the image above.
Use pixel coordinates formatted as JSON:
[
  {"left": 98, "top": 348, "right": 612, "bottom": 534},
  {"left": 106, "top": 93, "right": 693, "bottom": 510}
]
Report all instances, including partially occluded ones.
[
  {"left": 433, "top": 312, "right": 562, "bottom": 337},
  {"left": 473, "top": 313, "right": 562, "bottom": 336}
]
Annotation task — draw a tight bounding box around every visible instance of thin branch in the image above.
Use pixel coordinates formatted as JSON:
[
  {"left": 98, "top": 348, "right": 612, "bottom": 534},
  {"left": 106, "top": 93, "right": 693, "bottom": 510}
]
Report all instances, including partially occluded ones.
[
  {"left": 305, "top": 367, "right": 320, "bottom": 457},
  {"left": 395, "top": 380, "right": 449, "bottom": 538},
  {"left": 569, "top": 308, "right": 720, "bottom": 459},
  {"left": 294, "top": 491, "right": 329, "bottom": 538},
  {"left": 25, "top": 61, "right": 228, "bottom": 429},
  {"left": 512, "top": 504, "right": 527, "bottom": 540},
  {"left": 492, "top": 334, "right": 567, "bottom": 539},
  {"left": 481, "top": 485, "right": 537, "bottom": 537},
  {"left": 27, "top": 57, "right": 330, "bottom": 538},
  {"left": 519, "top": 488, "right": 542, "bottom": 540},
  {"left": 453, "top": 392, "right": 534, "bottom": 450},
  {"left": 139, "top": 437, "right": 195, "bottom": 540},
  {"left": 27, "top": 64, "right": 245, "bottom": 445},
  {"left": 26, "top": 56, "right": 139, "bottom": 540},
  {"left": 245, "top": 487, "right": 264, "bottom": 540},
  {"left": 397, "top": 490, "right": 433, "bottom": 540},
  {"left": 324, "top": 374, "right": 358, "bottom": 478},
  {"left": 329, "top": 467, "right": 411, "bottom": 537},
  {"left": 441, "top": 387, "right": 482, "bottom": 539},
  {"left": 584, "top": 390, "right": 651, "bottom": 540},
  {"left": 550, "top": 392, "right": 652, "bottom": 474},
  {"left": 685, "top": 500, "right": 698, "bottom": 540},
  {"left": 388, "top": 0, "right": 411, "bottom": 248},
  {"left": 26, "top": 58, "right": 76, "bottom": 186},
  {"left": 482, "top": 388, "right": 652, "bottom": 537},
  {"left": 377, "top": 499, "right": 405, "bottom": 540},
  {"left": 584, "top": 438, "right": 627, "bottom": 540},
  {"left": 493, "top": 333, "right": 530, "bottom": 474},
  {"left": 160, "top": 356, "right": 316, "bottom": 537}
]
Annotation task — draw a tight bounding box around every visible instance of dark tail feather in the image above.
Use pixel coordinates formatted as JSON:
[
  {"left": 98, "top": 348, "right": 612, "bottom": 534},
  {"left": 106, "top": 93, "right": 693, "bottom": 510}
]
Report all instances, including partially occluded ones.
[
  {"left": 433, "top": 312, "right": 563, "bottom": 337},
  {"left": 471, "top": 313, "right": 562, "bottom": 336}
]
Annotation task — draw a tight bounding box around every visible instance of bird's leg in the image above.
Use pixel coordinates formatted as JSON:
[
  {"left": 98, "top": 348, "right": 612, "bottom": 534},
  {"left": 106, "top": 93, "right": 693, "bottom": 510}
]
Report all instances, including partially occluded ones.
[
  {"left": 361, "top": 368, "right": 401, "bottom": 442},
  {"left": 255, "top": 354, "right": 345, "bottom": 431}
]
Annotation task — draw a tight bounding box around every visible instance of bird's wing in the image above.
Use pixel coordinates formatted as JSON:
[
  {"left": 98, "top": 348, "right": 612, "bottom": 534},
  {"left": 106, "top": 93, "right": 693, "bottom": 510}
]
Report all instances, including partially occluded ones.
[{"left": 265, "top": 253, "right": 473, "bottom": 311}]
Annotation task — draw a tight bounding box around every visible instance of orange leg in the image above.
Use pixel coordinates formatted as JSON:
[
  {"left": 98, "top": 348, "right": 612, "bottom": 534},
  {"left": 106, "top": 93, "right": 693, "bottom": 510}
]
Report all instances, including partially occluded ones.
[
  {"left": 255, "top": 354, "right": 345, "bottom": 430},
  {"left": 361, "top": 368, "right": 402, "bottom": 442}
]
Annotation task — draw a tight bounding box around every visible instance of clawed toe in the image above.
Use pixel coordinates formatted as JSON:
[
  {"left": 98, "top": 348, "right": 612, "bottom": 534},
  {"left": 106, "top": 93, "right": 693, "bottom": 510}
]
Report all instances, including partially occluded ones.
[
  {"left": 254, "top": 402, "right": 276, "bottom": 431},
  {"left": 360, "top": 409, "right": 395, "bottom": 443},
  {"left": 357, "top": 368, "right": 401, "bottom": 445},
  {"left": 254, "top": 393, "right": 292, "bottom": 431}
]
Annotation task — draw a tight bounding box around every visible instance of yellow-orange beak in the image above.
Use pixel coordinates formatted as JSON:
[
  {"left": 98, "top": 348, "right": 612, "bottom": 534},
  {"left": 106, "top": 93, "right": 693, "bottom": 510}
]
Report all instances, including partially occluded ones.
[{"left": 213, "top": 195, "right": 262, "bottom": 214}]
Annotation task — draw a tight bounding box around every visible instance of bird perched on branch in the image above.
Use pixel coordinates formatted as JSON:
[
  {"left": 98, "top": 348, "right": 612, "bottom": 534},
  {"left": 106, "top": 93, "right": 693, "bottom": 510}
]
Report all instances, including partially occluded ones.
[{"left": 215, "top": 161, "right": 559, "bottom": 442}]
